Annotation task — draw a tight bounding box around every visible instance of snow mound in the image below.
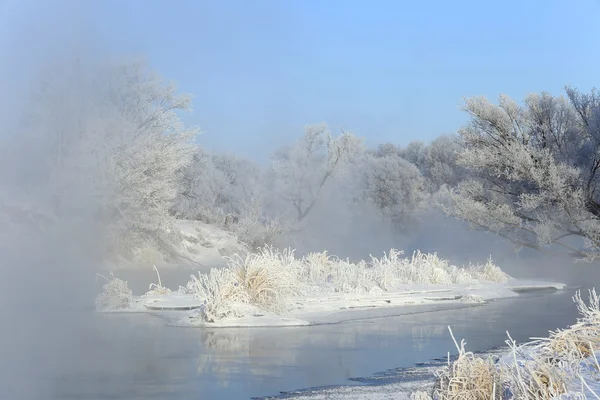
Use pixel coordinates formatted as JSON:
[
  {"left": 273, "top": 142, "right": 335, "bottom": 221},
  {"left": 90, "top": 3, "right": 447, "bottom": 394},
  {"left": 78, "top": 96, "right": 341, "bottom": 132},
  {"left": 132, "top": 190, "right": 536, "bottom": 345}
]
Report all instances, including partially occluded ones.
[
  {"left": 120, "top": 220, "right": 251, "bottom": 269},
  {"left": 176, "top": 219, "right": 250, "bottom": 267}
]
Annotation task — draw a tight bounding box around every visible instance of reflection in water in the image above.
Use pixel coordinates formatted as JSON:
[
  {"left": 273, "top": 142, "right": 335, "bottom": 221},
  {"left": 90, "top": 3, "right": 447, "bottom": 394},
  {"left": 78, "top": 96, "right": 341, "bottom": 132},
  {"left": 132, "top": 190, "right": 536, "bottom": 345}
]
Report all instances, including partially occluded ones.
[{"left": 53, "top": 289, "right": 579, "bottom": 400}]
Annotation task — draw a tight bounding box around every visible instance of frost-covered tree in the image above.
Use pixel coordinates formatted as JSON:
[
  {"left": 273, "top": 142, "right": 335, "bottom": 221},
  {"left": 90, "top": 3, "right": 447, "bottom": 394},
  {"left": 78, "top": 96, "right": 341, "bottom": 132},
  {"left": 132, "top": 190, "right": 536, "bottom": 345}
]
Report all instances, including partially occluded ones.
[
  {"left": 424, "top": 134, "right": 466, "bottom": 191},
  {"left": 398, "top": 140, "right": 428, "bottom": 173},
  {"left": 2, "top": 58, "right": 198, "bottom": 262},
  {"left": 173, "top": 148, "right": 266, "bottom": 223},
  {"left": 272, "top": 123, "right": 363, "bottom": 222},
  {"left": 173, "top": 147, "right": 230, "bottom": 223},
  {"left": 360, "top": 152, "right": 428, "bottom": 232},
  {"left": 442, "top": 87, "right": 600, "bottom": 261}
]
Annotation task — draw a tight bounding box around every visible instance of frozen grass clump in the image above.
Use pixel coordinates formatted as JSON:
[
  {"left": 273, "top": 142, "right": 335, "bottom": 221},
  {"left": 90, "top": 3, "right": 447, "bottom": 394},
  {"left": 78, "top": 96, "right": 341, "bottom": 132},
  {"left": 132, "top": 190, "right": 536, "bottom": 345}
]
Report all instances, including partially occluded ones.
[
  {"left": 428, "top": 289, "right": 600, "bottom": 400},
  {"left": 95, "top": 273, "right": 133, "bottom": 310},
  {"left": 411, "top": 391, "right": 433, "bottom": 400},
  {"left": 186, "top": 268, "right": 247, "bottom": 323},
  {"left": 368, "top": 250, "right": 505, "bottom": 288},
  {"left": 302, "top": 251, "right": 377, "bottom": 294},
  {"left": 179, "top": 246, "right": 512, "bottom": 322},
  {"left": 299, "top": 249, "right": 506, "bottom": 295},
  {"left": 228, "top": 246, "right": 301, "bottom": 312},
  {"left": 433, "top": 327, "right": 503, "bottom": 400},
  {"left": 459, "top": 294, "right": 485, "bottom": 304},
  {"left": 144, "top": 265, "right": 172, "bottom": 296},
  {"left": 528, "top": 289, "right": 600, "bottom": 377},
  {"left": 466, "top": 258, "right": 510, "bottom": 283},
  {"left": 500, "top": 334, "right": 569, "bottom": 399}
]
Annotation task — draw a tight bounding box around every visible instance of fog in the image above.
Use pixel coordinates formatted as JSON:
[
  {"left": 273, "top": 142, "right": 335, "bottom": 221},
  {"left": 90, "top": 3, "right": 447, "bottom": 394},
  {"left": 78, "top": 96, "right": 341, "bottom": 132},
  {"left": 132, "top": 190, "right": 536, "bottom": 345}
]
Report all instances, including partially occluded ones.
[
  {"left": 0, "top": 3, "right": 110, "bottom": 399},
  {"left": 1, "top": 2, "right": 596, "bottom": 399}
]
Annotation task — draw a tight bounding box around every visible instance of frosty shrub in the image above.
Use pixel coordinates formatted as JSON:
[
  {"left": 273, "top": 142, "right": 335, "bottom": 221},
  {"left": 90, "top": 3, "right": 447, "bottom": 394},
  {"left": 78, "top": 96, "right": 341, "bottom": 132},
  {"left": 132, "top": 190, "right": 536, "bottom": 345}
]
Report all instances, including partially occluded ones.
[
  {"left": 228, "top": 246, "right": 301, "bottom": 312},
  {"left": 185, "top": 268, "right": 247, "bottom": 323},
  {"left": 465, "top": 258, "right": 510, "bottom": 283},
  {"left": 95, "top": 273, "right": 133, "bottom": 310}
]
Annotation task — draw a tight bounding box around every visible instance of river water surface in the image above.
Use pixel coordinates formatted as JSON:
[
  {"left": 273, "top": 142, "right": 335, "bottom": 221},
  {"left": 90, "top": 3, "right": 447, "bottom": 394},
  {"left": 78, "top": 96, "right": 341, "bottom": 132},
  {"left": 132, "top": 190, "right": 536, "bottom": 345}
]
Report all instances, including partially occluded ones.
[{"left": 49, "top": 279, "right": 595, "bottom": 400}]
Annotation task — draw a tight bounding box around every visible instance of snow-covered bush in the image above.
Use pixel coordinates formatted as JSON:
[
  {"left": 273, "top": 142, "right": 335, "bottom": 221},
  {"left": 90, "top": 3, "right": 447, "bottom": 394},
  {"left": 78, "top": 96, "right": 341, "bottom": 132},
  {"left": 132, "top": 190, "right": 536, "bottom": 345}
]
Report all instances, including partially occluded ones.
[
  {"left": 173, "top": 148, "right": 267, "bottom": 226},
  {"left": 231, "top": 198, "right": 286, "bottom": 250},
  {"left": 466, "top": 258, "right": 510, "bottom": 283},
  {"left": 227, "top": 246, "right": 301, "bottom": 312},
  {"left": 95, "top": 273, "right": 133, "bottom": 310},
  {"left": 186, "top": 268, "right": 247, "bottom": 323}
]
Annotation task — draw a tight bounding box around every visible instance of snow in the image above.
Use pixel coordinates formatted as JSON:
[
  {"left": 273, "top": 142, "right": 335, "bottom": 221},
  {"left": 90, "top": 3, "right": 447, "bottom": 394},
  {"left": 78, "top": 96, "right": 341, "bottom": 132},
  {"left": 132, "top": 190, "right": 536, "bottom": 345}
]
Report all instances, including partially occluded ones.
[
  {"left": 143, "top": 293, "right": 202, "bottom": 310},
  {"left": 259, "top": 380, "right": 432, "bottom": 400},
  {"left": 97, "top": 279, "right": 565, "bottom": 328},
  {"left": 174, "top": 219, "right": 250, "bottom": 267},
  {"left": 96, "top": 242, "right": 566, "bottom": 328},
  {"left": 113, "top": 220, "right": 251, "bottom": 270}
]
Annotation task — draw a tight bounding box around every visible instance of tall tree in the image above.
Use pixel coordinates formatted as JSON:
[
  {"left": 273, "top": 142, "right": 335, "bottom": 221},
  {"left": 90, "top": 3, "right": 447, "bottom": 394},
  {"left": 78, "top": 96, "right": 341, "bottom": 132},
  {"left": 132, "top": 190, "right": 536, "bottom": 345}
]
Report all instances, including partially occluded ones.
[
  {"left": 360, "top": 152, "right": 428, "bottom": 233},
  {"left": 442, "top": 88, "right": 600, "bottom": 261},
  {"left": 272, "top": 123, "right": 363, "bottom": 222},
  {"left": 1, "top": 58, "right": 199, "bottom": 262}
]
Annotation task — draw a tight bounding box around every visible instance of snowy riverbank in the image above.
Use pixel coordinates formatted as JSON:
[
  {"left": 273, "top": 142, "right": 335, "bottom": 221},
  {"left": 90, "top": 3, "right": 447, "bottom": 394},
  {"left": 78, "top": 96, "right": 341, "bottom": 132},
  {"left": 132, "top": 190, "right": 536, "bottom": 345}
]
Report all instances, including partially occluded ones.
[
  {"left": 95, "top": 246, "right": 565, "bottom": 328},
  {"left": 111, "top": 280, "right": 565, "bottom": 328}
]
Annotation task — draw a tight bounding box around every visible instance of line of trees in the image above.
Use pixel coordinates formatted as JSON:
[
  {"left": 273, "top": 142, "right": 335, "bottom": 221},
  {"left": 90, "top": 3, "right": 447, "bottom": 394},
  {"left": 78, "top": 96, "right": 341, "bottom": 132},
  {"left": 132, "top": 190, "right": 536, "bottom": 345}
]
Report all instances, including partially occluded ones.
[
  {"left": 173, "top": 87, "right": 600, "bottom": 263},
  {"left": 2, "top": 55, "right": 599, "bottom": 264}
]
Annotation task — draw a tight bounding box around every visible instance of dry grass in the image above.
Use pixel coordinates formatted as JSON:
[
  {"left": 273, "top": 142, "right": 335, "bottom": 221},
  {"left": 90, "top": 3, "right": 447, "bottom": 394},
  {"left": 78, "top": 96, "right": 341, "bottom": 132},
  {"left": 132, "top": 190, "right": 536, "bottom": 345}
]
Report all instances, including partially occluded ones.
[
  {"left": 433, "top": 327, "right": 503, "bottom": 400},
  {"left": 182, "top": 246, "right": 510, "bottom": 322},
  {"left": 501, "top": 333, "right": 569, "bottom": 399},
  {"left": 228, "top": 246, "right": 300, "bottom": 312},
  {"left": 410, "top": 391, "right": 433, "bottom": 400},
  {"left": 466, "top": 257, "right": 510, "bottom": 283},
  {"left": 428, "top": 289, "right": 600, "bottom": 400},
  {"left": 186, "top": 268, "right": 247, "bottom": 322},
  {"left": 144, "top": 265, "right": 172, "bottom": 296}
]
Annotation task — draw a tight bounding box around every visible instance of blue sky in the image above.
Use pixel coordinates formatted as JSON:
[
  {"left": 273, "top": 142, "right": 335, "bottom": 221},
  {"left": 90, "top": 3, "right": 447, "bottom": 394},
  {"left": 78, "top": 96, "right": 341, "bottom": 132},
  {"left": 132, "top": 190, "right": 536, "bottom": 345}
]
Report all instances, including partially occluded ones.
[{"left": 2, "top": 0, "right": 600, "bottom": 160}]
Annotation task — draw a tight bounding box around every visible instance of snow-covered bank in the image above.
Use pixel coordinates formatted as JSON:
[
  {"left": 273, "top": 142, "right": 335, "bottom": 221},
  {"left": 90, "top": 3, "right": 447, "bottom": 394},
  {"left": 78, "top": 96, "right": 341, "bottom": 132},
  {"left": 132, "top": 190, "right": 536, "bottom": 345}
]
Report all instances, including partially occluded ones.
[
  {"left": 254, "top": 289, "right": 600, "bottom": 400},
  {"left": 95, "top": 247, "right": 565, "bottom": 328},
  {"left": 407, "top": 289, "right": 600, "bottom": 399},
  {"left": 113, "top": 220, "right": 250, "bottom": 270},
  {"left": 97, "top": 280, "right": 565, "bottom": 327}
]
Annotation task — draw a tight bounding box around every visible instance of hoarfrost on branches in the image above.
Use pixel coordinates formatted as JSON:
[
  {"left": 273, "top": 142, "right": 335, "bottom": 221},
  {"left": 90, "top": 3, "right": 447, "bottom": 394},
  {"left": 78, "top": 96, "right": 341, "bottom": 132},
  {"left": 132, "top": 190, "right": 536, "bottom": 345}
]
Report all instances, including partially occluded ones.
[
  {"left": 442, "top": 88, "right": 600, "bottom": 261},
  {"left": 6, "top": 58, "right": 199, "bottom": 262},
  {"left": 272, "top": 123, "right": 363, "bottom": 222}
]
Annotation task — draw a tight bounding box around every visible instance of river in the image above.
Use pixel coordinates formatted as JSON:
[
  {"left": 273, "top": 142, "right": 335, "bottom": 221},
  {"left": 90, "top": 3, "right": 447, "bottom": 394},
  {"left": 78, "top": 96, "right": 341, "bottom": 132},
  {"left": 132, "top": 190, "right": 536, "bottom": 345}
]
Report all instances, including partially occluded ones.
[{"left": 50, "top": 277, "right": 592, "bottom": 399}]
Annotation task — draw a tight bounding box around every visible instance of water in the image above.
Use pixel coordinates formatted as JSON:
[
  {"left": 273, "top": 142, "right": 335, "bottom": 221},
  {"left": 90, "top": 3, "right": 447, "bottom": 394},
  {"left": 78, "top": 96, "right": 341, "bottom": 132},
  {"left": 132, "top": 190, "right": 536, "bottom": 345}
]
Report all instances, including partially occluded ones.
[{"left": 49, "top": 286, "right": 586, "bottom": 400}]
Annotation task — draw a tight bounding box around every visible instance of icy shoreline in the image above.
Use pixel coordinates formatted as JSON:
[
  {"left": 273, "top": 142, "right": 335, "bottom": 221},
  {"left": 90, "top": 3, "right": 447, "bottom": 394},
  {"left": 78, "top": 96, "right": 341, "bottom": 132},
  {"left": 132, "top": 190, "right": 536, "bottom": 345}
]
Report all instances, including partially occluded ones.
[
  {"left": 95, "top": 243, "right": 566, "bottom": 328},
  {"left": 98, "top": 279, "right": 566, "bottom": 328}
]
